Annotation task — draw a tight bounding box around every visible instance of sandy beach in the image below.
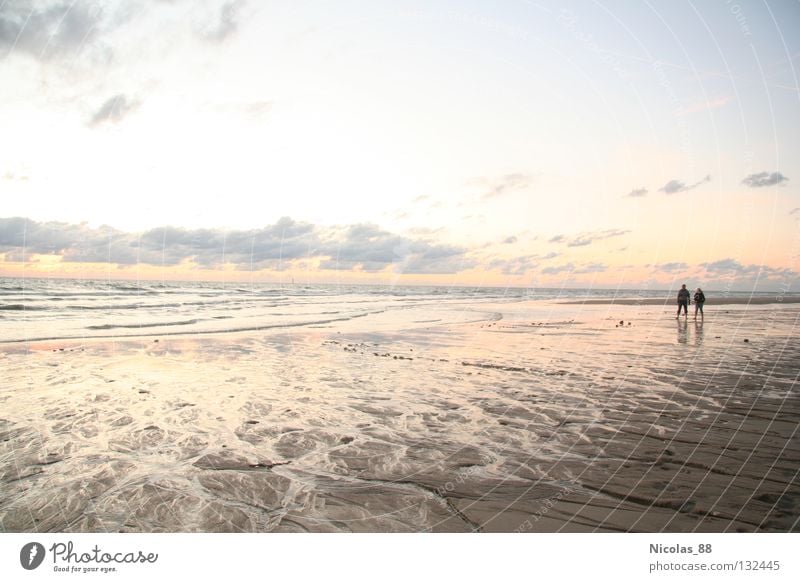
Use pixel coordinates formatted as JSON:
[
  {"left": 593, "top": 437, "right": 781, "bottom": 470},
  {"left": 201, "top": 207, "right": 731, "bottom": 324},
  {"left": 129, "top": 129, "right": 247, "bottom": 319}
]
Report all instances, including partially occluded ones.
[
  {"left": 1, "top": 288, "right": 798, "bottom": 533},
  {"left": 560, "top": 296, "right": 800, "bottom": 306}
]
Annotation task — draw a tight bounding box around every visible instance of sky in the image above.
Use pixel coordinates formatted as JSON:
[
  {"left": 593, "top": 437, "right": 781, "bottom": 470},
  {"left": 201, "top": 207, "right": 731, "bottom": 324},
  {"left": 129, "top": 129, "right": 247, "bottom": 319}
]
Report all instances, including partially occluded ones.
[{"left": 1, "top": 0, "right": 799, "bottom": 290}]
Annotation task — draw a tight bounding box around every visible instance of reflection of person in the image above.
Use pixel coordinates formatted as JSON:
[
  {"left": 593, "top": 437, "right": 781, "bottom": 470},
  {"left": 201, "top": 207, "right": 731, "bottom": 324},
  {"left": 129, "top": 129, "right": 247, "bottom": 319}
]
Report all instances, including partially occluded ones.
[
  {"left": 676, "top": 317, "right": 688, "bottom": 344},
  {"left": 694, "top": 287, "right": 705, "bottom": 320},
  {"left": 693, "top": 318, "right": 704, "bottom": 345},
  {"left": 676, "top": 284, "right": 690, "bottom": 318}
]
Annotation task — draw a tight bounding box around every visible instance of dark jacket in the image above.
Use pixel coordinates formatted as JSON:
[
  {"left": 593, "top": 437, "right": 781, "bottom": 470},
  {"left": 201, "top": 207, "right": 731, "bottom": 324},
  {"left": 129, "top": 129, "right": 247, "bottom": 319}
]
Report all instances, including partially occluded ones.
[
  {"left": 677, "top": 288, "right": 690, "bottom": 303},
  {"left": 694, "top": 291, "right": 705, "bottom": 304}
]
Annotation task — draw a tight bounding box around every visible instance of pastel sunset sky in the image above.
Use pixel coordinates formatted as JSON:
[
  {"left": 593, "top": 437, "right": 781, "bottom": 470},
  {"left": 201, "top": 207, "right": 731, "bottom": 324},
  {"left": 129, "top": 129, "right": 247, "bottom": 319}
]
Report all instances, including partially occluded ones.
[{"left": 1, "top": 0, "right": 798, "bottom": 290}]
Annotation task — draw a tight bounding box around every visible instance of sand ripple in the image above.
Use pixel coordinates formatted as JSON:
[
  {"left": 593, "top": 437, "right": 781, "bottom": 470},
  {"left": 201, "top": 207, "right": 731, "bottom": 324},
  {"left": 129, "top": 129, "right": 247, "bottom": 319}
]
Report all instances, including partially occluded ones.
[{"left": 1, "top": 302, "right": 798, "bottom": 532}]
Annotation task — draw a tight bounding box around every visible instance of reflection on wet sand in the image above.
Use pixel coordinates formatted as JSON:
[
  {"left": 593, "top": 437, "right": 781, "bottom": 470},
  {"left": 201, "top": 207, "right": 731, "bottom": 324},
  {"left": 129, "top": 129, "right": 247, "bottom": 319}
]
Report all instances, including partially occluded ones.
[
  {"left": 693, "top": 320, "right": 704, "bottom": 346},
  {"left": 677, "top": 318, "right": 688, "bottom": 344},
  {"left": 1, "top": 302, "right": 798, "bottom": 532}
]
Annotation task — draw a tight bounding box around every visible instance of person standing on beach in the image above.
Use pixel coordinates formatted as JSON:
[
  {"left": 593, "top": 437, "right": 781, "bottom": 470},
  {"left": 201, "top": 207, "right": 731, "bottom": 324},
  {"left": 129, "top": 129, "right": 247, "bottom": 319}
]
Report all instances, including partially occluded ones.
[
  {"left": 676, "top": 284, "right": 690, "bottom": 318},
  {"left": 694, "top": 287, "right": 705, "bottom": 320}
]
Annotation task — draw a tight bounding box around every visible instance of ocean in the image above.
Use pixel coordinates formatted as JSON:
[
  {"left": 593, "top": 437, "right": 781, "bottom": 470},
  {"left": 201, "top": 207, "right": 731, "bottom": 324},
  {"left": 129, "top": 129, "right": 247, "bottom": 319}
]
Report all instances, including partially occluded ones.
[{"left": 0, "top": 277, "right": 790, "bottom": 344}]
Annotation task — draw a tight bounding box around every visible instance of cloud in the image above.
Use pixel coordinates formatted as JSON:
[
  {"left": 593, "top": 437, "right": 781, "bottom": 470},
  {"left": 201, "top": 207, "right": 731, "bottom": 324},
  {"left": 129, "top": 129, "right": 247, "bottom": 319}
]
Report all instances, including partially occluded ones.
[
  {"left": 203, "top": 0, "right": 246, "bottom": 42},
  {"left": 701, "top": 258, "right": 793, "bottom": 278},
  {"left": 203, "top": 99, "right": 273, "bottom": 122},
  {"left": 0, "top": 216, "right": 474, "bottom": 275},
  {"left": 541, "top": 263, "right": 574, "bottom": 275},
  {"left": 402, "top": 244, "right": 475, "bottom": 274},
  {"left": 2, "top": 171, "right": 28, "bottom": 181},
  {"left": 406, "top": 226, "right": 444, "bottom": 236},
  {"left": 1, "top": 1, "right": 251, "bottom": 65},
  {"left": 659, "top": 179, "right": 686, "bottom": 194},
  {"left": 567, "top": 238, "right": 592, "bottom": 248},
  {"left": 654, "top": 262, "right": 689, "bottom": 271},
  {"left": 626, "top": 187, "right": 648, "bottom": 198},
  {"left": 659, "top": 174, "right": 710, "bottom": 195},
  {"left": 741, "top": 172, "right": 789, "bottom": 188},
  {"left": 243, "top": 100, "right": 272, "bottom": 115},
  {"left": 549, "top": 229, "right": 630, "bottom": 247},
  {"left": 676, "top": 96, "right": 732, "bottom": 116},
  {"left": 177, "top": 217, "right": 318, "bottom": 270},
  {"left": 475, "top": 173, "right": 534, "bottom": 200},
  {"left": 692, "top": 174, "right": 711, "bottom": 187},
  {"left": 540, "top": 261, "right": 607, "bottom": 276},
  {"left": 223, "top": 100, "right": 271, "bottom": 117},
  {"left": 402, "top": 194, "right": 442, "bottom": 213},
  {"left": 502, "top": 236, "right": 518, "bottom": 244},
  {"left": 487, "top": 251, "right": 558, "bottom": 276},
  {"left": 0, "top": 0, "right": 103, "bottom": 60},
  {"left": 698, "top": 257, "right": 797, "bottom": 285},
  {"left": 0, "top": 216, "right": 322, "bottom": 269},
  {"left": 88, "top": 94, "right": 139, "bottom": 126},
  {"left": 487, "top": 255, "right": 538, "bottom": 276},
  {"left": 320, "top": 223, "right": 403, "bottom": 272},
  {"left": 323, "top": 223, "right": 473, "bottom": 274},
  {"left": 701, "top": 258, "right": 746, "bottom": 274},
  {"left": 0, "top": 217, "right": 143, "bottom": 265},
  {"left": 574, "top": 262, "right": 607, "bottom": 274},
  {"left": 790, "top": 208, "right": 800, "bottom": 216}
]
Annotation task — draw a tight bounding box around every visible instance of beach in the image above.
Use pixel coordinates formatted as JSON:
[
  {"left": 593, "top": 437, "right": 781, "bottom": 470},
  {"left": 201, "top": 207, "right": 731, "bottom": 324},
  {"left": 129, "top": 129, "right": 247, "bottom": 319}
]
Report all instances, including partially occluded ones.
[
  {"left": 1, "top": 281, "right": 798, "bottom": 532},
  {"left": 560, "top": 296, "right": 800, "bottom": 306}
]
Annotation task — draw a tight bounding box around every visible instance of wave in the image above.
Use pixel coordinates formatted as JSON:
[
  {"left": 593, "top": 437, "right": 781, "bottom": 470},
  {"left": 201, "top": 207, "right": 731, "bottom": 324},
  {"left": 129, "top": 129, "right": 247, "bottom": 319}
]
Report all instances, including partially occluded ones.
[
  {"left": 5, "top": 311, "right": 379, "bottom": 344},
  {"left": 115, "top": 286, "right": 155, "bottom": 293},
  {"left": 86, "top": 319, "right": 199, "bottom": 330},
  {"left": 5, "top": 291, "right": 139, "bottom": 298},
  {"left": 13, "top": 298, "right": 246, "bottom": 312},
  {"left": 461, "top": 361, "right": 529, "bottom": 373},
  {"left": 0, "top": 304, "right": 46, "bottom": 311}
]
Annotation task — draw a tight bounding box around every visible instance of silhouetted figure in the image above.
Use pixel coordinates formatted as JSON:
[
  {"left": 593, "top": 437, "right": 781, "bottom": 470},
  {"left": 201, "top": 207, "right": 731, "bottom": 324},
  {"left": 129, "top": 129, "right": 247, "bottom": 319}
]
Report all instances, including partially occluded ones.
[
  {"left": 694, "top": 287, "right": 705, "bottom": 320},
  {"left": 676, "top": 284, "right": 690, "bottom": 318}
]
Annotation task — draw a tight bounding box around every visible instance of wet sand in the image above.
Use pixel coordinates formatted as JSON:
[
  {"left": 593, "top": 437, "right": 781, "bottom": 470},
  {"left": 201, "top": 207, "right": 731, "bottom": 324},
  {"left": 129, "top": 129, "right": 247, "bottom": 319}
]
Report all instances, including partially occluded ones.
[
  {"left": 1, "top": 301, "right": 798, "bottom": 532},
  {"left": 560, "top": 296, "right": 800, "bottom": 306}
]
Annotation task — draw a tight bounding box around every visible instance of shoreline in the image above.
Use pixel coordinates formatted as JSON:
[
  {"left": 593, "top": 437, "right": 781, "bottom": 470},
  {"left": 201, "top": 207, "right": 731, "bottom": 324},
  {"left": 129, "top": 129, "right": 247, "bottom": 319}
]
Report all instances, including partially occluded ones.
[{"left": 2, "top": 298, "right": 799, "bottom": 347}]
